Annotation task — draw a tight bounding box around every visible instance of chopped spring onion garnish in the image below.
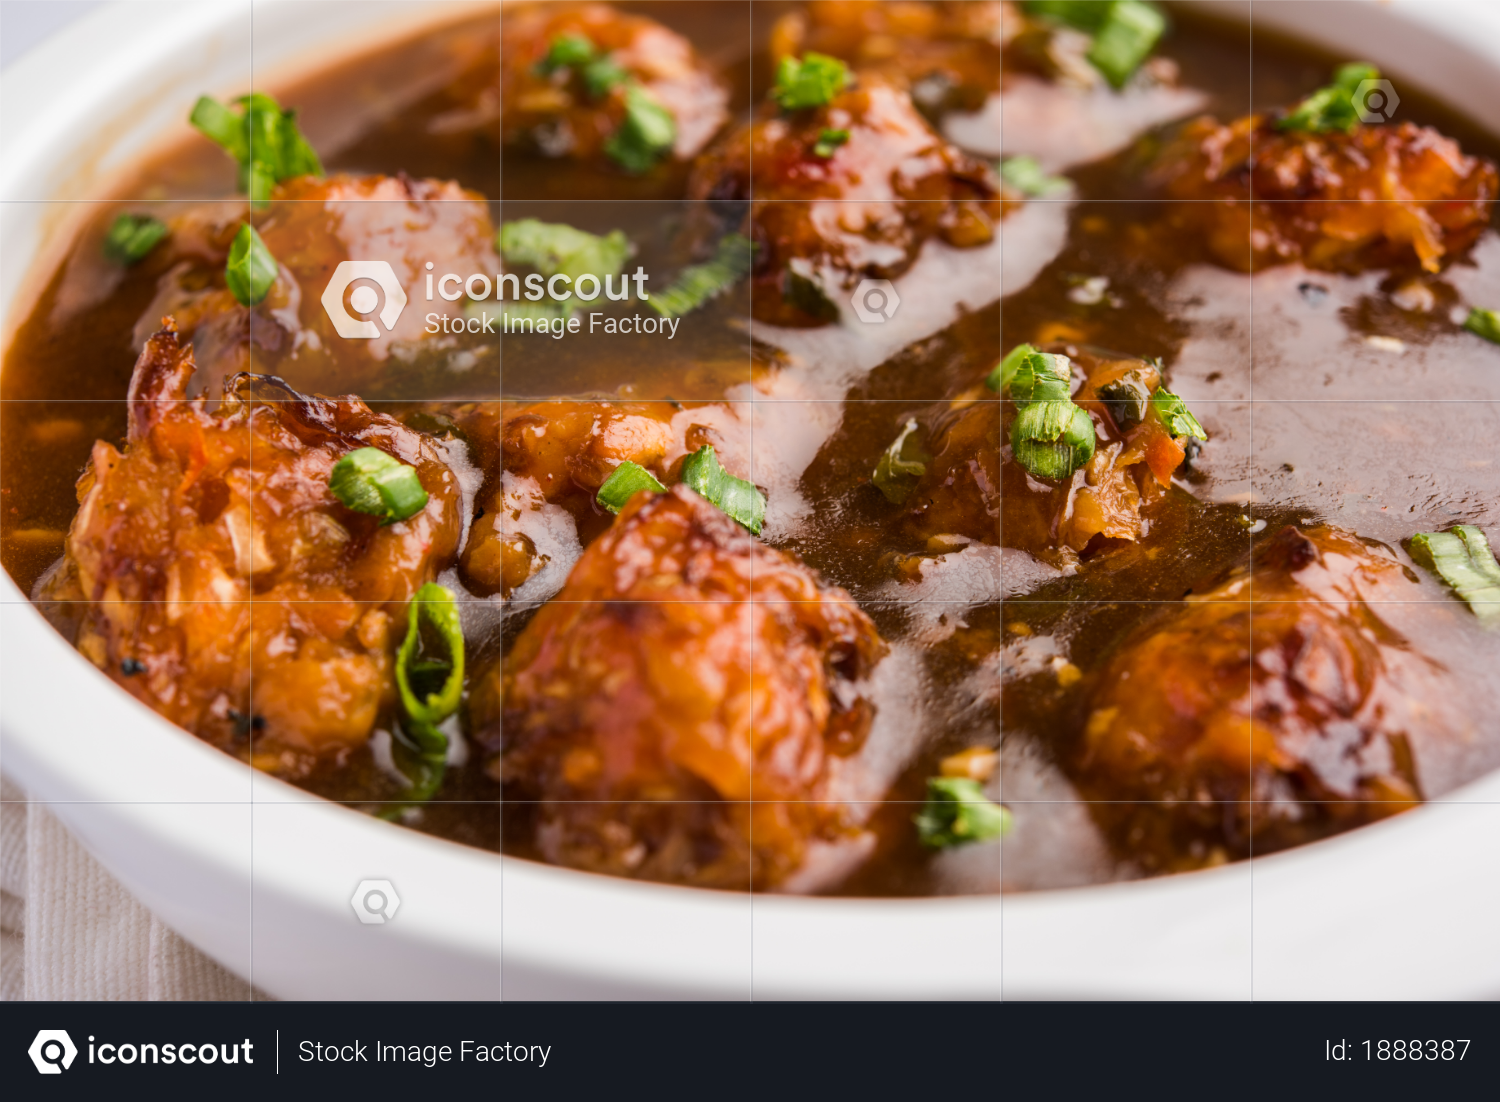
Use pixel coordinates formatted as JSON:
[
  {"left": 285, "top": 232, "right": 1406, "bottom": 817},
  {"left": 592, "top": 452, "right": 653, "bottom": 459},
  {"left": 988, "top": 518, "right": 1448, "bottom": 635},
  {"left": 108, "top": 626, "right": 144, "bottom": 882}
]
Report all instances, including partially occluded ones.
[
  {"left": 604, "top": 85, "right": 677, "bottom": 174},
  {"left": 773, "top": 52, "right": 851, "bottom": 110},
  {"left": 998, "top": 155, "right": 1070, "bottom": 197},
  {"left": 536, "top": 33, "right": 628, "bottom": 97},
  {"left": 1277, "top": 62, "right": 1380, "bottom": 134},
  {"left": 1013, "top": 402, "right": 1097, "bottom": 482},
  {"left": 1087, "top": 0, "right": 1166, "bottom": 88},
  {"left": 328, "top": 447, "right": 429, "bottom": 526},
  {"left": 812, "top": 128, "right": 850, "bottom": 158},
  {"left": 583, "top": 55, "right": 630, "bottom": 97},
  {"left": 1023, "top": 1, "right": 1165, "bottom": 87},
  {"left": 392, "top": 583, "right": 466, "bottom": 802},
  {"left": 1150, "top": 387, "right": 1207, "bottom": 441},
  {"left": 225, "top": 223, "right": 278, "bottom": 307},
  {"left": 533, "top": 35, "right": 670, "bottom": 169},
  {"left": 1024, "top": 0, "right": 1112, "bottom": 28},
  {"left": 596, "top": 461, "right": 667, "bottom": 513},
  {"left": 103, "top": 214, "right": 168, "bottom": 265},
  {"left": 914, "top": 777, "right": 1012, "bottom": 849},
  {"left": 190, "top": 92, "right": 323, "bottom": 205},
  {"left": 680, "top": 445, "right": 766, "bottom": 535},
  {"left": 1096, "top": 370, "right": 1154, "bottom": 431},
  {"left": 537, "top": 33, "right": 595, "bottom": 73},
  {"left": 1007, "top": 349, "right": 1073, "bottom": 403},
  {"left": 1005, "top": 350, "right": 1097, "bottom": 481},
  {"left": 498, "top": 219, "right": 633, "bottom": 309},
  {"left": 1462, "top": 307, "right": 1500, "bottom": 345},
  {"left": 783, "top": 262, "right": 840, "bottom": 322},
  {"left": 189, "top": 95, "right": 250, "bottom": 161},
  {"left": 872, "top": 419, "right": 929, "bottom": 505},
  {"left": 650, "top": 234, "right": 756, "bottom": 319},
  {"left": 1408, "top": 526, "right": 1500, "bottom": 627},
  {"left": 986, "top": 343, "right": 1038, "bottom": 392}
]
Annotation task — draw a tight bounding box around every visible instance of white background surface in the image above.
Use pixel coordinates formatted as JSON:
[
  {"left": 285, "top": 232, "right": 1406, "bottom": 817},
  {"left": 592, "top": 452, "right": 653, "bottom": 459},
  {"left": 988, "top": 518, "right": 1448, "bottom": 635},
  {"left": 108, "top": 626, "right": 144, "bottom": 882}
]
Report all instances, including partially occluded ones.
[{"left": 0, "top": 0, "right": 105, "bottom": 70}]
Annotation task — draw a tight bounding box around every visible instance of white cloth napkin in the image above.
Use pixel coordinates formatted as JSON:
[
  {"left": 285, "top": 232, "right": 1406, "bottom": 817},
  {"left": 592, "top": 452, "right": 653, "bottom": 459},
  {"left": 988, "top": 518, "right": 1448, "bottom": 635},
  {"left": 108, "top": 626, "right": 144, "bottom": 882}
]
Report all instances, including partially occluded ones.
[{"left": 0, "top": 774, "right": 265, "bottom": 1000}]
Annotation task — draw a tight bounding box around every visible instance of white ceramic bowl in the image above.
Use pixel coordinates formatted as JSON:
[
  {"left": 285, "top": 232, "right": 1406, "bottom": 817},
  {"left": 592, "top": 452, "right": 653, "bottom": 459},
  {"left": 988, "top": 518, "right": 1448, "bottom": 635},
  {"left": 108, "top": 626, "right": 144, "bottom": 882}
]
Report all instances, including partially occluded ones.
[{"left": 3, "top": 0, "right": 1499, "bottom": 1000}]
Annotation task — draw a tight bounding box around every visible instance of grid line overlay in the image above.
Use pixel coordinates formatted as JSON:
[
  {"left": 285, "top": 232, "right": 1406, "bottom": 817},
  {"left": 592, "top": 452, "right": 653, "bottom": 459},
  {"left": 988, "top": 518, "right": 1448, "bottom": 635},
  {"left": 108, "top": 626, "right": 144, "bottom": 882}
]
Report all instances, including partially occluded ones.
[{"left": 1, "top": 0, "right": 1497, "bottom": 1003}]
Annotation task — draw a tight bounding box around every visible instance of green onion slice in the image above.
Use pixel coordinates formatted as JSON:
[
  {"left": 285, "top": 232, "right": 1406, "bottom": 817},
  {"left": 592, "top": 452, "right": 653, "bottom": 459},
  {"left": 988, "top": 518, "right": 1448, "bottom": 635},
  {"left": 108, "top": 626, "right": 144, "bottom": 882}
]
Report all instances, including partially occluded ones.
[
  {"left": 1002, "top": 350, "right": 1097, "bottom": 481},
  {"left": 103, "top": 214, "right": 168, "bottom": 265},
  {"left": 534, "top": 34, "right": 664, "bottom": 162},
  {"left": 596, "top": 460, "right": 666, "bottom": 513},
  {"left": 395, "top": 582, "right": 465, "bottom": 746},
  {"left": 1150, "top": 387, "right": 1207, "bottom": 441},
  {"left": 986, "top": 343, "right": 1038, "bottom": 392},
  {"left": 1408, "top": 526, "right": 1500, "bottom": 627},
  {"left": 783, "top": 262, "right": 840, "bottom": 323},
  {"left": 189, "top": 95, "right": 248, "bottom": 163},
  {"left": 872, "top": 419, "right": 930, "bottom": 505},
  {"left": 190, "top": 92, "right": 322, "bottom": 205},
  {"left": 998, "top": 155, "right": 1071, "bottom": 197},
  {"left": 1024, "top": 1, "right": 1165, "bottom": 87},
  {"left": 914, "top": 777, "right": 1012, "bottom": 849},
  {"left": 1023, "top": 0, "right": 1112, "bottom": 30},
  {"left": 583, "top": 56, "right": 630, "bottom": 97},
  {"left": 1277, "top": 62, "right": 1380, "bottom": 134},
  {"left": 328, "top": 446, "right": 429, "bottom": 526},
  {"left": 604, "top": 85, "right": 677, "bottom": 174},
  {"left": 680, "top": 445, "right": 766, "bottom": 535},
  {"left": 1462, "top": 307, "right": 1500, "bottom": 345},
  {"left": 538, "top": 33, "right": 595, "bottom": 73},
  {"left": 1007, "top": 350, "right": 1074, "bottom": 403},
  {"left": 773, "top": 52, "right": 851, "bottom": 110},
  {"left": 812, "top": 128, "right": 851, "bottom": 158},
  {"left": 1087, "top": 0, "right": 1166, "bottom": 88},
  {"left": 387, "top": 583, "right": 465, "bottom": 804},
  {"left": 225, "top": 223, "right": 278, "bottom": 307},
  {"left": 1011, "top": 401, "right": 1097, "bottom": 481},
  {"left": 498, "top": 219, "right": 633, "bottom": 284},
  {"left": 534, "top": 33, "right": 627, "bottom": 98},
  {"left": 650, "top": 234, "right": 756, "bottom": 320}
]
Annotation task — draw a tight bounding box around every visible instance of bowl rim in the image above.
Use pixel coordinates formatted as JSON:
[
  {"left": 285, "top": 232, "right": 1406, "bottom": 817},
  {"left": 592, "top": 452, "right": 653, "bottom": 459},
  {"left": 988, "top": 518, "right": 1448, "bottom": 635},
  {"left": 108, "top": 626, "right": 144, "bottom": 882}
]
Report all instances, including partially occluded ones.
[{"left": 3, "top": 0, "right": 1499, "bottom": 999}]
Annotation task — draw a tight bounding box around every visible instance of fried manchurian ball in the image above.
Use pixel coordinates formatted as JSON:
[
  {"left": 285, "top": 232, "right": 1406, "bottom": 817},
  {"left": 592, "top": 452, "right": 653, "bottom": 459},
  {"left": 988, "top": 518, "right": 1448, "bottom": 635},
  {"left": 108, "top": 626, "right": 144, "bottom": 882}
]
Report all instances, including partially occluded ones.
[
  {"left": 1155, "top": 114, "right": 1498, "bottom": 273},
  {"left": 446, "top": 398, "right": 749, "bottom": 597},
  {"left": 686, "top": 71, "right": 1002, "bottom": 327},
  {"left": 768, "top": 1, "right": 1003, "bottom": 114},
  {"left": 44, "top": 320, "right": 462, "bottom": 774},
  {"left": 470, "top": 485, "right": 886, "bottom": 890},
  {"left": 1076, "top": 525, "right": 1470, "bottom": 869},
  {"left": 500, "top": 2, "right": 729, "bottom": 169},
  {"left": 137, "top": 173, "right": 500, "bottom": 394},
  {"left": 905, "top": 347, "right": 1191, "bottom": 563}
]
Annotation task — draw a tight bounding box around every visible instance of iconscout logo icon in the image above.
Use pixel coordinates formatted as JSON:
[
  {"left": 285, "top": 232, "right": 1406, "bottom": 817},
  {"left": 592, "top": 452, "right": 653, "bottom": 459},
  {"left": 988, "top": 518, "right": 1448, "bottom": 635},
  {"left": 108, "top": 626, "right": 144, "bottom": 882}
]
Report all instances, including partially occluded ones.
[
  {"left": 29, "top": 1030, "right": 78, "bottom": 1074},
  {"left": 850, "top": 278, "right": 900, "bottom": 323},
  {"left": 351, "top": 879, "right": 401, "bottom": 924},
  {"left": 322, "top": 261, "right": 408, "bottom": 338}
]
